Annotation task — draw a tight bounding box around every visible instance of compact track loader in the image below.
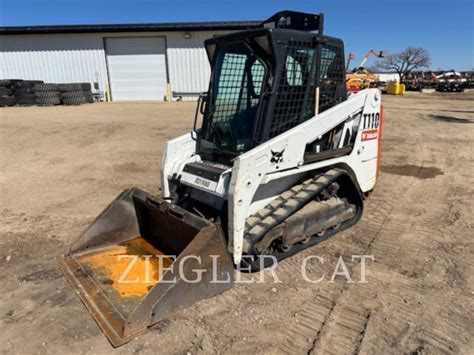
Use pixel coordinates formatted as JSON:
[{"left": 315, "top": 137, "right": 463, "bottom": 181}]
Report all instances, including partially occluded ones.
[{"left": 59, "top": 10, "right": 383, "bottom": 346}]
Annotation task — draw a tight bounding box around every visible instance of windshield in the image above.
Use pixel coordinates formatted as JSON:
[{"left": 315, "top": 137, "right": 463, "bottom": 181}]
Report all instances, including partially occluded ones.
[{"left": 200, "top": 42, "right": 266, "bottom": 154}]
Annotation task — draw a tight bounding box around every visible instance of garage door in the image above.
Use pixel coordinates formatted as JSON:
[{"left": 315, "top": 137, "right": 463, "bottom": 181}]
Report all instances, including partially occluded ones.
[{"left": 105, "top": 37, "right": 168, "bottom": 101}]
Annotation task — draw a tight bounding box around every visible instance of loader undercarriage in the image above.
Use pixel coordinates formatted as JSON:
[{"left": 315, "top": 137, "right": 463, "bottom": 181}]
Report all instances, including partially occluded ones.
[
  {"left": 170, "top": 167, "right": 364, "bottom": 271},
  {"left": 241, "top": 169, "right": 364, "bottom": 271}
]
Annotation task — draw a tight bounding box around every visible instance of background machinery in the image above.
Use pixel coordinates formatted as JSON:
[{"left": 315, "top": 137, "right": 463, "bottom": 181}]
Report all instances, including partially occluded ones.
[
  {"left": 59, "top": 11, "right": 383, "bottom": 346},
  {"left": 435, "top": 71, "right": 467, "bottom": 92},
  {"left": 346, "top": 49, "right": 386, "bottom": 93}
]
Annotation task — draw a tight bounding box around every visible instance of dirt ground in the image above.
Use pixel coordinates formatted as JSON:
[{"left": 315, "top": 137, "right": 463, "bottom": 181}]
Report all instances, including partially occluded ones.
[{"left": 1, "top": 91, "right": 473, "bottom": 354}]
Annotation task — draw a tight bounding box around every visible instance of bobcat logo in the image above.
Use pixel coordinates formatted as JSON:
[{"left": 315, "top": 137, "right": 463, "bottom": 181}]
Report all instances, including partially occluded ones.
[{"left": 270, "top": 149, "right": 285, "bottom": 164}]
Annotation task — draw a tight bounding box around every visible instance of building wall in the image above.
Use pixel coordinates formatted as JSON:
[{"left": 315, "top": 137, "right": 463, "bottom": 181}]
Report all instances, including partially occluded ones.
[
  {"left": 0, "top": 33, "right": 108, "bottom": 90},
  {"left": 0, "top": 30, "right": 229, "bottom": 100},
  {"left": 375, "top": 73, "right": 400, "bottom": 82},
  {"left": 167, "top": 31, "right": 218, "bottom": 95}
]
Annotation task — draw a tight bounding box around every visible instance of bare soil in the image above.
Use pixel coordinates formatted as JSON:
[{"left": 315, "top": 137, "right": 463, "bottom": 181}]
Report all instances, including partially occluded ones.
[{"left": 1, "top": 91, "right": 473, "bottom": 354}]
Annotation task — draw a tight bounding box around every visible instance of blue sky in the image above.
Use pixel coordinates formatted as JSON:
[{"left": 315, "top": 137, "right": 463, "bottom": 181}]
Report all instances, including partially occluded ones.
[{"left": 1, "top": 0, "right": 473, "bottom": 70}]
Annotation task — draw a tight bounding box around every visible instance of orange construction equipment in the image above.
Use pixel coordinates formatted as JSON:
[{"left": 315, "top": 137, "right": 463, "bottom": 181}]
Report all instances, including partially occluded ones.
[{"left": 346, "top": 50, "right": 386, "bottom": 93}]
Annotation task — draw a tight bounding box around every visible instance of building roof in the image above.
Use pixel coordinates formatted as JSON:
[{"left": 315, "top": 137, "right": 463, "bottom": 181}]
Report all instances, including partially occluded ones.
[{"left": 0, "top": 20, "right": 261, "bottom": 35}]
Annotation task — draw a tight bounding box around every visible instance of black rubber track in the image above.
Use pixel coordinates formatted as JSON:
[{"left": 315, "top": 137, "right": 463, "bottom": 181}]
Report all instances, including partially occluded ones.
[
  {"left": 14, "top": 80, "right": 43, "bottom": 88},
  {"left": 16, "top": 99, "right": 37, "bottom": 106},
  {"left": 37, "top": 96, "right": 61, "bottom": 106},
  {"left": 16, "top": 93, "right": 36, "bottom": 100},
  {"left": 34, "top": 83, "right": 59, "bottom": 92},
  {"left": 61, "top": 91, "right": 88, "bottom": 99},
  {"left": 80, "top": 83, "right": 92, "bottom": 91},
  {"left": 0, "top": 88, "right": 13, "bottom": 96},
  {"left": 58, "top": 83, "right": 80, "bottom": 92},
  {"left": 14, "top": 87, "right": 36, "bottom": 95},
  {"left": 35, "top": 91, "right": 61, "bottom": 98},
  {"left": 0, "top": 79, "right": 23, "bottom": 87},
  {"left": 240, "top": 169, "right": 364, "bottom": 272},
  {"left": 0, "top": 97, "right": 16, "bottom": 107},
  {"left": 84, "top": 93, "right": 94, "bottom": 103},
  {"left": 62, "top": 96, "right": 87, "bottom": 105},
  {"left": 58, "top": 83, "right": 92, "bottom": 92}
]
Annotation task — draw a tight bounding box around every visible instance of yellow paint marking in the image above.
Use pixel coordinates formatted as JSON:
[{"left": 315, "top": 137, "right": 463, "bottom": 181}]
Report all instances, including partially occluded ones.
[{"left": 79, "top": 237, "right": 173, "bottom": 298}]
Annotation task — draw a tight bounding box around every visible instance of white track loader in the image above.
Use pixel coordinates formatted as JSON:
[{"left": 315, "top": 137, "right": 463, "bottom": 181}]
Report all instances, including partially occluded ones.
[{"left": 59, "top": 10, "right": 383, "bottom": 346}]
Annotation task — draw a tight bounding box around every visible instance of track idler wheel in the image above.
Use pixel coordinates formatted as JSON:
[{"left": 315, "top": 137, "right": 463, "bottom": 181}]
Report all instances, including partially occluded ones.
[{"left": 279, "top": 243, "right": 292, "bottom": 253}]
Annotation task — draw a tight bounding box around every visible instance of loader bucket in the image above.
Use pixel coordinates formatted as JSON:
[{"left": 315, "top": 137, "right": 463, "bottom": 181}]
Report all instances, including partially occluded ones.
[{"left": 59, "top": 187, "right": 234, "bottom": 347}]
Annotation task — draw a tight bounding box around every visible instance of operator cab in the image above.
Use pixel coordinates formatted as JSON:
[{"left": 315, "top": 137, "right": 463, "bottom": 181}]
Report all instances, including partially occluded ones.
[{"left": 195, "top": 11, "right": 347, "bottom": 164}]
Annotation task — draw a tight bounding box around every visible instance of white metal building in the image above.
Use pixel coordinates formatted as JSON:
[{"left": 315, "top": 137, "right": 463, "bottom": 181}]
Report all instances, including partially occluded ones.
[{"left": 0, "top": 21, "right": 259, "bottom": 101}]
